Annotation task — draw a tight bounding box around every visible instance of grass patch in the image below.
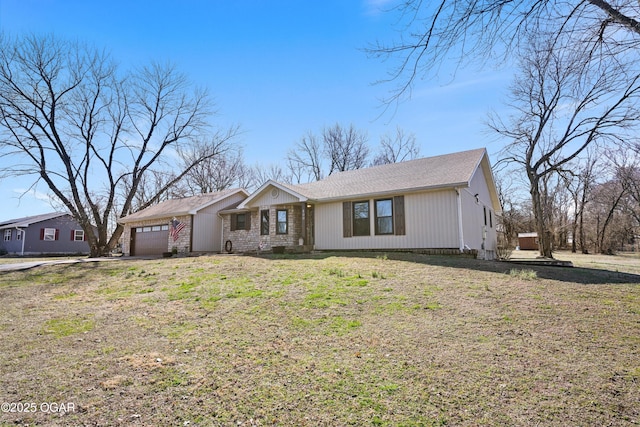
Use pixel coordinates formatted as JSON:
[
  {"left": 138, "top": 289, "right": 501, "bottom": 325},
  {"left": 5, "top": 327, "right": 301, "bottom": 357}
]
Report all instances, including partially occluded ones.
[
  {"left": 424, "top": 301, "right": 442, "bottom": 310},
  {"left": 325, "top": 316, "right": 362, "bottom": 335},
  {"left": 42, "top": 315, "right": 95, "bottom": 338},
  {"left": 509, "top": 268, "right": 538, "bottom": 280}
]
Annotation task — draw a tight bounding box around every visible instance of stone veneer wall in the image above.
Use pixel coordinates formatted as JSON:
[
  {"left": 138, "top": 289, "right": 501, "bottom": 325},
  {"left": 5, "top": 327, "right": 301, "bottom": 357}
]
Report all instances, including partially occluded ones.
[
  {"left": 170, "top": 215, "right": 192, "bottom": 254},
  {"left": 223, "top": 204, "right": 303, "bottom": 253},
  {"left": 121, "top": 215, "right": 192, "bottom": 256}
]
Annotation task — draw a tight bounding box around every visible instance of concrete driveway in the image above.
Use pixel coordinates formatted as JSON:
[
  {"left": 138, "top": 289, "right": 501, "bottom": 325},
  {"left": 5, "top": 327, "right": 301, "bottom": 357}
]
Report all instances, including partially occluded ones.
[{"left": 0, "top": 257, "right": 120, "bottom": 272}]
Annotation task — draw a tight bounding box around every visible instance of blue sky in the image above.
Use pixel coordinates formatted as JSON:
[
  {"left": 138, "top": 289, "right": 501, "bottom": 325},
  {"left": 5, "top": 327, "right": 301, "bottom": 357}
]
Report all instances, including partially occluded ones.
[{"left": 0, "top": 0, "right": 509, "bottom": 219}]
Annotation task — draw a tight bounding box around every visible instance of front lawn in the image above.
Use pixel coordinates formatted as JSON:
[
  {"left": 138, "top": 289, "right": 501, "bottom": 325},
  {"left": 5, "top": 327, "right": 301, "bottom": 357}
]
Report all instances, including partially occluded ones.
[{"left": 0, "top": 252, "right": 638, "bottom": 426}]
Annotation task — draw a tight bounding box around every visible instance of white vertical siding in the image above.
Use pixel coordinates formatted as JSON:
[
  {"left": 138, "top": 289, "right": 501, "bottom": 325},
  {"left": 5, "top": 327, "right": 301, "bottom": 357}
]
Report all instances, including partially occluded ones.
[
  {"left": 314, "top": 190, "right": 460, "bottom": 250},
  {"left": 461, "top": 166, "right": 498, "bottom": 251},
  {"left": 250, "top": 186, "right": 302, "bottom": 207},
  {"left": 192, "top": 192, "right": 247, "bottom": 252}
]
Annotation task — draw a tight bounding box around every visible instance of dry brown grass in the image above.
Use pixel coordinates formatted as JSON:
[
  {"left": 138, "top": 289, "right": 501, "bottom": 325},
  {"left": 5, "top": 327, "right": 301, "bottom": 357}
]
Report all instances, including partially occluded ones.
[{"left": 0, "top": 252, "right": 638, "bottom": 426}]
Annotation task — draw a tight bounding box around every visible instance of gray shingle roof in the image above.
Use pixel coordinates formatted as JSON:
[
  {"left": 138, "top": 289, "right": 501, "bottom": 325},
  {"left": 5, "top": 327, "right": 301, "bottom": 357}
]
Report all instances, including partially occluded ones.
[
  {"left": 0, "top": 212, "right": 69, "bottom": 229},
  {"left": 118, "top": 188, "right": 247, "bottom": 223},
  {"left": 285, "top": 148, "right": 487, "bottom": 201}
]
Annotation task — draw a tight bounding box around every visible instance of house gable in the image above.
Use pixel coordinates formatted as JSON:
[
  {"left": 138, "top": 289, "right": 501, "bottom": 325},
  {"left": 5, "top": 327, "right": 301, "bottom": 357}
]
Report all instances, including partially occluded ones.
[{"left": 238, "top": 181, "right": 307, "bottom": 209}]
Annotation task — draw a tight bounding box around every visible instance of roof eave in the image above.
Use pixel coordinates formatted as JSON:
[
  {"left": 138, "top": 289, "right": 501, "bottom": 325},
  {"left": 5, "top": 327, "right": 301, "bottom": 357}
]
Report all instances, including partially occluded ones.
[
  {"left": 308, "top": 182, "right": 470, "bottom": 203},
  {"left": 0, "top": 212, "right": 69, "bottom": 228},
  {"left": 118, "top": 189, "right": 251, "bottom": 224},
  {"left": 218, "top": 207, "right": 251, "bottom": 215},
  {"left": 187, "top": 188, "right": 250, "bottom": 214},
  {"left": 118, "top": 212, "right": 189, "bottom": 224}
]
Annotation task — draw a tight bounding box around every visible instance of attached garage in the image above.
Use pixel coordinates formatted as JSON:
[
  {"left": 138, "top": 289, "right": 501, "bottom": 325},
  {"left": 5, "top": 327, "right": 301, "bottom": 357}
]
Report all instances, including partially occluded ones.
[
  {"left": 118, "top": 189, "right": 249, "bottom": 257},
  {"left": 130, "top": 225, "right": 169, "bottom": 256}
]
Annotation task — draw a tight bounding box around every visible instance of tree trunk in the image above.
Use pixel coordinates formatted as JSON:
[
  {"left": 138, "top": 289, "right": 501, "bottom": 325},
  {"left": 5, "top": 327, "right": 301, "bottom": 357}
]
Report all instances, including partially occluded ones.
[
  {"left": 530, "top": 177, "right": 554, "bottom": 258},
  {"left": 578, "top": 191, "right": 588, "bottom": 253}
]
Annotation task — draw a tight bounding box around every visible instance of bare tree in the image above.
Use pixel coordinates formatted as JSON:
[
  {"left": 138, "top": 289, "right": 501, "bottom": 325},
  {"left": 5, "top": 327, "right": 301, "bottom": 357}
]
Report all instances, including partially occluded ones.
[
  {"left": 615, "top": 148, "right": 640, "bottom": 225},
  {"left": 324, "top": 123, "right": 370, "bottom": 175},
  {"left": 0, "top": 34, "right": 239, "bottom": 256},
  {"left": 177, "top": 140, "right": 247, "bottom": 194},
  {"left": 589, "top": 177, "right": 629, "bottom": 253},
  {"left": 560, "top": 148, "right": 601, "bottom": 253},
  {"left": 493, "top": 171, "right": 533, "bottom": 247},
  {"left": 368, "top": 0, "right": 640, "bottom": 105},
  {"left": 371, "top": 126, "right": 420, "bottom": 165},
  {"left": 492, "top": 35, "right": 640, "bottom": 257},
  {"left": 252, "top": 163, "right": 290, "bottom": 187},
  {"left": 286, "top": 131, "right": 324, "bottom": 183},
  {"left": 286, "top": 123, "right": 370, "bottom": 182}
]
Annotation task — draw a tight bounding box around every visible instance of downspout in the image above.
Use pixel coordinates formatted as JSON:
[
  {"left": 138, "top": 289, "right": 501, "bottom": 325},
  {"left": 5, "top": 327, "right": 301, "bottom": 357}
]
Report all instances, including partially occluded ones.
[
  {"left": 190, "top": 214, "right": 194, "bottom": 254},
  {"left": 455, "top": 188, "right": 465, "bottom": 252},
  {"left": 16, "top": 227, "right": 25, "bottom": 256},
  {"left": 217, "top": 212, "right": 224, "bottom": 254}
]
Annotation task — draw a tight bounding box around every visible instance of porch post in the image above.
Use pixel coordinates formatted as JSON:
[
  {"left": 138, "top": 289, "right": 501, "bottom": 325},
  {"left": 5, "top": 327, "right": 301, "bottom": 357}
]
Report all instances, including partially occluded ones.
[{"left": 300, "top": 202, "right": 306, "bottom": 245}]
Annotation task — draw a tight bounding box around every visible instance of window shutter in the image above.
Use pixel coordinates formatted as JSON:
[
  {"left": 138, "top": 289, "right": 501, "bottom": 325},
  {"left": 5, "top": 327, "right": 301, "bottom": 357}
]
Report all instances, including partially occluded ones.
[
  {"left": 342, "top": 202, "right": 352, "bottom": 238},
  {"left": 246, "top": 213, "right": 251, "bottom": 231},
  {"left": 55, "top": 229, "right": 59, "bottom": 240},
  {"left": 393, "top": 196, "right": 405, "bottom": 236},
  {"left": 231, "top": 214, "right": 237, "bottom": 231},
  {"left": 71, "top": 230, "right": 75, "bottom": 241},
  {"left": 40, "top": 228, "right": 45, "bottom": 240}
]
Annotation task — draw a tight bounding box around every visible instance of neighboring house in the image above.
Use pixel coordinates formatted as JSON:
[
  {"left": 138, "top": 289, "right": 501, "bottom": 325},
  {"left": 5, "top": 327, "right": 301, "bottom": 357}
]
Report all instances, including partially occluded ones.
[
  {"left": 221, "top": 148, "right": 502, "bottom": 259},
  {"left": 0, "top": 212, "right": 91, "bottom": 256},
  {"left": 118, "top": 189, "right": 249, "bottom": 256},
  {"left": 517, "top": 232, "right": 539, "bottom": 250}
]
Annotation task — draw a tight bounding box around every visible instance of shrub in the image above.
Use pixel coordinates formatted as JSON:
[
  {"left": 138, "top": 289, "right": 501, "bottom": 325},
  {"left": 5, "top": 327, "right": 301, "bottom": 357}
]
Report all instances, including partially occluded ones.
[{"left": 496, "top": 245, "right": 513, "bottom": 261}]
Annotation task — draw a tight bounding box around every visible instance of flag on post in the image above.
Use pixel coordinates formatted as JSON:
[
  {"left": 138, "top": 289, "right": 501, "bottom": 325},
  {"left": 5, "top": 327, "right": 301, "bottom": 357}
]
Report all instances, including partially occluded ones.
[{"left": 170, "top": 218, "right": 186, "bottom": 241}]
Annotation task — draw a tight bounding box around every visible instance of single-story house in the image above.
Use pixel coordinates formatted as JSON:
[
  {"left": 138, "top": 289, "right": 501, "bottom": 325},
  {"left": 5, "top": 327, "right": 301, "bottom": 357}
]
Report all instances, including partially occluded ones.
[
  {"left": 517, "top": 232, "right": 539, "bottom": 250},
  {"left": 221, "top": 148, "right": 502, "bottom": 259},
  {"left": 118, "top": 188, "right": 249, "bottom": 256},
  {"left": 0, "top": 212, "right": 91, "bottom": 256}
]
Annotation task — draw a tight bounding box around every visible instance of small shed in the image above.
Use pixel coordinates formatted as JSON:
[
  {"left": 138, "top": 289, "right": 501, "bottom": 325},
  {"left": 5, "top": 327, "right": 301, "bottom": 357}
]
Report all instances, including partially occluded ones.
[{"left": 518, "top": 232, "right": 539, "bottom": 250}]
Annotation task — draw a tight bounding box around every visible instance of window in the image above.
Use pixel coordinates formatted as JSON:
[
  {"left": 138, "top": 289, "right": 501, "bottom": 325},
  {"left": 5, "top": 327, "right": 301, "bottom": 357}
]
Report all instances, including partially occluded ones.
[
  {"left": 135, "top": 225, "right": 168, "bottom": 233},
  {"left": 483, "top": 206, "right": 487, "bottom": 226},
  {"left": 16, "top": 230, "right": 22, "bottom": 240},
  {"left": 231, "top": 213, "right": 250, "bottom": 231},
  {"left": 43, "top": 228, "right": 57, "bottom": 241},
  {"left": 236, "top": 214, "right": 247, "bottom": 230},
  {"left": 3, "top": 229, "right": 11, "bottom": 241},
  {"left": 343, "top": 196, "right": 405, "bottom": 238},
  {"left": 276, "top": 209, "right": 288, "bottom": 234},
  {"left": 375, "top": 199, "right": 394, "bottom": 235},
  {"left": 260, "top": 210, "right": 269, "bottom": 235},
  {"left": 489, "top": 210, "right": 493, "bottom": 228},
  {"left": 353, "top": 201, "right": 370, "bottom": 236},
  {"left": 73, "top": 230, "right": 85, "bottom": 241}
]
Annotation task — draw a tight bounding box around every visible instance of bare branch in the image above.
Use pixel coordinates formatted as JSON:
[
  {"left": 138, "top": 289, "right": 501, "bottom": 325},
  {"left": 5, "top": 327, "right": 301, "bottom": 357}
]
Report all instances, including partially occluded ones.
[{"left": 0, "top": 34, "right": 240, "bottom": 256}]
